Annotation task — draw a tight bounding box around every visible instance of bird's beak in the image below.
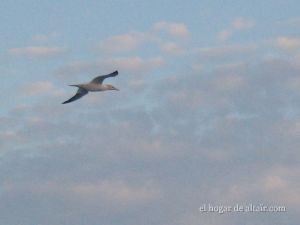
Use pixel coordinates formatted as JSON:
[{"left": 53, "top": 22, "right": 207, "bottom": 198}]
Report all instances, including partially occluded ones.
[{"left": 114, "top": 87, "right": 119, "bottom": 91}]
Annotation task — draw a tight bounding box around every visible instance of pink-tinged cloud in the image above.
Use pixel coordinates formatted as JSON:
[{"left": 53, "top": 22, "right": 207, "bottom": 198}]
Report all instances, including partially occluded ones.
[
  {"left": 153, "top": 21, "right": 189, "bottom": 38},
  {"left": 22, "top": 81, "right": 64, "bottom": 96},
  {"left": 274, "top": 36, "right": 300, "bottom": 50},
  {"left": 217, "top": 17, "right": 255, "bottom": 41},
  {"left": 160, "top": 42, "right": 184, "bottom": 55},
  {"left": 259, "top": 166, "right": 300, "bottom": 206},
  {"left": 71, "top": 180, "right": 162, "bottom": 206},
  {"left": 232, "top": 17, "right": 255, "bottom": 30},
  {"left": 32, "top": 32, "right": 60, "bottom": 42},
  {"left": 217, "top": 30, "right": 233, "bottom": 42},
  {"left": 212, "top": 73, "right": 245, "bottom": 91},
  {"left": 277, "top": 17, "right": 300, "bottom": 27},
  {"left": 8, "top": 46, "right": 66, "bottom": 57},
  {"left": 3, "top": 179, "right": 162, "bottom": 207},
  {"left": 57, "top": 56, "right": 165, "bottom": 78},
  {"left": 98, "top": 32, "right": 150, "bottom": 53},
  {"left": 195, "top": 43, "right": 257, "bottom": 58}
]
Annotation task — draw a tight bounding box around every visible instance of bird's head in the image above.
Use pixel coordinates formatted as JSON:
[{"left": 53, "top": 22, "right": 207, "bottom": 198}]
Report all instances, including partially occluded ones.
[{"left": 106, "top": 84, "right": 119, "bottom": 91}]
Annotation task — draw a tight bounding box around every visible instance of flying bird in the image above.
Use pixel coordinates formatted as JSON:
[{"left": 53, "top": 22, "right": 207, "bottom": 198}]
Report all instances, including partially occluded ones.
[{"left": 62, "top": 70, "right": 119, "bottom": 104}]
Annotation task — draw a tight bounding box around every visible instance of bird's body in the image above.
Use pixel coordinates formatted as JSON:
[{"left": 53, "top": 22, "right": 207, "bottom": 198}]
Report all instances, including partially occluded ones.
[
  {"left": 62, "top": 70, "right": 119, "bottom": 104},
  {"left": 70, "top": 83, "right": 111, "bottom": 92}
]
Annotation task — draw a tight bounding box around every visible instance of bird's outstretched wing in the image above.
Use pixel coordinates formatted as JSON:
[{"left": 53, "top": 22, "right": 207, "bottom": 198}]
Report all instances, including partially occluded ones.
[
  {"left": 62, "top": 88, "right": 88, "bottom": 104},
  {"left": 90, "top": 70, "right": 118, "bottom": 84}
]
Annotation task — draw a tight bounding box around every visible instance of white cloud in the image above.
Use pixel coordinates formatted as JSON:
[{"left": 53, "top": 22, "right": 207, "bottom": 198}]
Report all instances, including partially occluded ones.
[
  {"left": 259, "top": 166, "right": 300, "bottom": 206},
  {"left": 153, "top": 21, "right": 189, "bottom": 38},
  {"left": 22, "top": 81, "right": 64, "bottom": 96},
  {"left": 217, "top": 17, "right": 255, "bottom": 41},
  {"left": 232, "top": 17, "right": 255, "bottom": 30},
  {"left": 215, "top": 62, "right": 246, "bottom": 71},
  {"left": 277, "top": 17, "right": 300, "bottom": 27},
  {"left": 2, "top": 179, "right": 162, "bottom": 207},
  {"left": 57, "top": 56, "right": 165, "bottom": 78},
  {"left": 160, "top": 41, "right": 184, "bottom": 55},
  {"left": 71, "top": 179, "right": 162, "bottom": 206},
  {"left": 212, "top": 73, "right": 245, "bottom": 91},
  {"left": 107, "top": 56, "right": 164, "bottom": 71},
  {"left": 217, "top": 30, "right": 232, "bottom": 42},
  {"left": 274, "top": 36, "right": 300, "bottom": 50},
  {"left": 32, "top": 32, "right": 60, "bottom": 42},
  {"left": 97, "top": 32, "right": 151, "bottom": 53},
  {"left": 95, "top": 21, "right": 189, "bottom": 55},
  {"left": 263, "top": 175, "right": 287, "bottom": 190},
  {"left": 0, "top": 131, "right": 18, "bottom": 143},
  {"left": 128, "top": 79, "right": 145, "bottom": 90},
  {"left": 3, "top": 14, "right": 300, "bottom": 225},
  {"left": 286, "top": 76, "right": 300, "bottom": 91},
  {"left": 2, "top": 57, "right": 300, "bottom": 225},
  {"left": 8, "top": 46, "right": 66, "bottom": 57},
  {"left": 195, "top": 43, "right": 257, "bottom": 58}
]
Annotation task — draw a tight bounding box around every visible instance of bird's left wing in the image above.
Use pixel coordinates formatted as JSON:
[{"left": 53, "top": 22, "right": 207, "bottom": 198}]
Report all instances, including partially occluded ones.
[
  {"left": 62, "top": 88, "right": 88, "bottom": 104},
  {"left": 90, "top": 70, "right": 118, "bottom": 84}
]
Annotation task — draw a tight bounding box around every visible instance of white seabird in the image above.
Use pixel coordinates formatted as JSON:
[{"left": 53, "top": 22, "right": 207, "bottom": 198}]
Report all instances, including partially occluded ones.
[{"left": 62, "top": 70, "right": 119, "bottom": 104}]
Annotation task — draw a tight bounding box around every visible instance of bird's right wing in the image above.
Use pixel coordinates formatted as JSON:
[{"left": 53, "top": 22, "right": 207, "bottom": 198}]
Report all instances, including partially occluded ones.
[
  {"left": 62, "top": 88, "right": 88, "bottom": 104},
  {"left": 90, "top": 70, "right": 118, "bottom": 84}
]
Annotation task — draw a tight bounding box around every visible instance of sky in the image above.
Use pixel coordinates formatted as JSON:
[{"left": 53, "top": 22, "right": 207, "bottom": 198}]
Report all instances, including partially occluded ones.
[{"left": 1, "top": 1, "right": 300, "bottom": 224}]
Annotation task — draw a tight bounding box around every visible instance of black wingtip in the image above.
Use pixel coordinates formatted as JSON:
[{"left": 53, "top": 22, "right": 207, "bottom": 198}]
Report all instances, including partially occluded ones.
[
  {"left": 62, "top": 100, "right": 70, "bottom": 104},
  {"left": 62, "top": 99, "right": 73, "bottom": 104},
  {"left": 114, "top": 70, "right": 118, "bottom": 75}
]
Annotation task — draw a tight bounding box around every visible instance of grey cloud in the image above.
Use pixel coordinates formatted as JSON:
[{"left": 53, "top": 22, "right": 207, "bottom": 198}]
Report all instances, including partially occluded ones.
[
  {"left": 56, "top": 56, "right": 165, "bottom": 80},
  {"left": 1, "top": 56, "right": 300, "bottom": 225},
  {"left": 8, "top": 46, "right": 67, "bottom": 58},
  {"left": 195, "top": 43, "right": 257, "bottom": 60}
]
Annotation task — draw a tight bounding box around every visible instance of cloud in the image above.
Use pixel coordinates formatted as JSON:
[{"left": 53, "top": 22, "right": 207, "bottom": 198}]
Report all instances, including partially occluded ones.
[
  {"left": 3, "top": 178, "right": 161, "bottom": 208},
  {"left": 231, "top": 17, "right": 255, "bottom": 30},
  {"left": 21, "top": 81, "right": 64, "bottom": 96},
  {"left": 153, "top": 21, "right": 189, "bottom": 38},
  {"left": 32, "top": 32, "right": 60, "bottom": 42},
  {"left": 159, "top": 41, "right": 185, "bottom": 55},
  {"left": 213, "top": 73, "right": 245, "bottom": 91},
  {"left": 263, "top": 174, "right": 287, "bottom": 191},
  {"left": 2, "top": 14, "right": 300, "bottom": 225},
  {"left": 195, "top": 43, "right": 257, "bottom": 59},
  {"left": 97, "top": 22, "right": 189, "bottom": 55},
  {"left": 1, "top": 57, "right": 300, "bottom": 225},
  {"left": 0, "top": 130, "right": 19, "bottom": 150},
  {"left": 96, "top": 22, "right": 188, "bottom": 54},
  {"left": 71, "top": 179, "right": 162, "bottom": 206},
  {"left": 56, "top": 56, "right": 165, "bottom": 78},
  {"left": 217, "top": 17, "right": 255, "bottom": 41},
  {"left": 8, "top": 46, "right": 66, "bottom": 58},
  {"left": 217, "top": 30, "right": 232, "bottom": 42},
  {"left": 286, "top": 75, "right": 300, "bottom": 91},
  {"left": 97, "top": 32, "right": 152, "bottom": 53},
  {"left": 128, "top": 79, "right": 145, "bottom": 90},
  {"left": 261, "top": 166, "right": 300, "bottom": 206},
  {"left": 274, "top": 36, "right": 300, "bottom": 50},
  {"left": 277, "top": 17, "right": 300, "bottom": 27}
]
